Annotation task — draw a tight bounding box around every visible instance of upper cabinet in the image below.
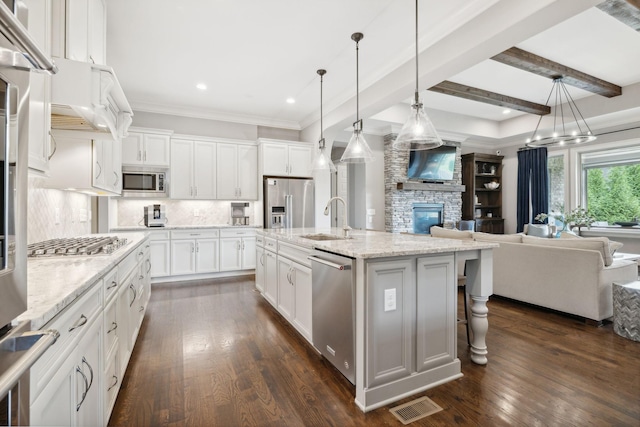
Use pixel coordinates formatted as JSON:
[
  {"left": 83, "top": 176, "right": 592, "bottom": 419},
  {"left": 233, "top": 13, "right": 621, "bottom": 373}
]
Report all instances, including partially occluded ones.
[
  {"left": 170, "top": 138, "right": 217, "bottom": 199},
  {"left": 122, "top": 129, "right": 172, "bottom": 167},
  {"left": 25, "top": 0, "right": 53, "bottom": 173},
  {"left": 259, "top": 139, "right": 312, "bottom": 177},
  {"left": 216, "top": 143, "right": 258, "bottom": 200},
  {"left": 52, "top": 0, "right": 106, "bottom": 65}
]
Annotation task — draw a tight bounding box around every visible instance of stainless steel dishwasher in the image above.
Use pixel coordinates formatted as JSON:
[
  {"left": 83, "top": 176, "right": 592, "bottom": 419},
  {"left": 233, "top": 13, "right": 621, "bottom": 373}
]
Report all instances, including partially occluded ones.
[{"left": 309, "top": 249, "right": 356, "bottom": 384}]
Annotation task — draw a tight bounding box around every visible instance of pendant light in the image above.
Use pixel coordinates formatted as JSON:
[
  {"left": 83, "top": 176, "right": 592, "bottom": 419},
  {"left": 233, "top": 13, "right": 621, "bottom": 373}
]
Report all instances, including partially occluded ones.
[
  {"left": 525, "top": 77, "right": 597, "bottom": 147},
  {"left": 311, "top": 69, "right": 337, "bottom": 172},
  {"left": 393, "top": 0, "right": 443, "bottom": 151},
  {"left": 341, "top": 32, "right": 374, "bottom": 163}
]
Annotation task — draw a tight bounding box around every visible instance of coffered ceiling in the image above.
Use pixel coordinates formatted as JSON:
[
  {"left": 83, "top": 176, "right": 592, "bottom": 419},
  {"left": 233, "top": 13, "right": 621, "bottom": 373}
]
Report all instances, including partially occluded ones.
[{"left": 106, "top": 0, "right": 640, "bottom": 147}]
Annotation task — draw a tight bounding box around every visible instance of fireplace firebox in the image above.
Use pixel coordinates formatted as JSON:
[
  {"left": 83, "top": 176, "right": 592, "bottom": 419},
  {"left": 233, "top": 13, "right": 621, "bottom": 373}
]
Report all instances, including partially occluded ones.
[{"left": 413, "top": 203, "right": 444, "bottom": 234}]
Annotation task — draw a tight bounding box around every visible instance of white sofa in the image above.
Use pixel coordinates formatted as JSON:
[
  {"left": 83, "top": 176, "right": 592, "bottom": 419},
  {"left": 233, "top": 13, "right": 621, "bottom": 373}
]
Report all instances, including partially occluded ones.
[{"left": 430, "top": 227, "right": 638, "bottom": 322}]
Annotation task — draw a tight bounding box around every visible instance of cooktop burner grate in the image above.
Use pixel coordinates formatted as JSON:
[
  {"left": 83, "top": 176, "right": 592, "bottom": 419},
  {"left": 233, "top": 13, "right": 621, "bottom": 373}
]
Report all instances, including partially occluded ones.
[{"left": 27, "top": 236, "right": 128, "bottom": 257}]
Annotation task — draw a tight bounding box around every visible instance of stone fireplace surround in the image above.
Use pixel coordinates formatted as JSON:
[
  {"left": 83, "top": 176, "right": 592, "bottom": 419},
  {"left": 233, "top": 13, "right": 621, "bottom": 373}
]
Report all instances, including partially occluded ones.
[{"left": 384, "top": 134, "right": 464, "bottom": 233}]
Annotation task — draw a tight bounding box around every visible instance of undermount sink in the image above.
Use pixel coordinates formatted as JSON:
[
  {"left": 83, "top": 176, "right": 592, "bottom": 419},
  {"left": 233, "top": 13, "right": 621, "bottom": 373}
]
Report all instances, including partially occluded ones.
[{"left": 300, "top": 233, "right": 348, "bottom": 241}]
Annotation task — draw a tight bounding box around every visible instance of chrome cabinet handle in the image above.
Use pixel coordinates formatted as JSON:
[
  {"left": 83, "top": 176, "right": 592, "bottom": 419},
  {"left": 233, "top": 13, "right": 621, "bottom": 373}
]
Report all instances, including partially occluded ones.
[
  {"left": 108, "top": 375, "right": 118, "bottom": 392},
  {"left": 69, "top": 314, "right": 87, "bottom": 332},
  {"left": 260, "top": 253, "right": 264, "bottom": 266},
  {"left": 146, "top": 259, "right": 152, "bottom": 273},
  {"left": 139, "top": 305, "right": 144, "bottom": 312},
  {"left": 113, "top": 171, "right": 119, "bottom": 186},
  {"left": 76, "top": 366, "right": 89, "bottom": 411},
  {"left": 82, "top": 357, "right": 94, "bottom": 391},
  {"left": 196, "top": 243, "right": 199, "bottom": 253},
  {"left": 143, "top": 151, "right": 147, "bottom": 161},
  {"left": 95, "top": 160, "right": 102, "bottom": 180},
  {"left": 242, "top": 241, "right": 245, "bottom": 250},
  {"left": 194, "top": 187, "right": 198, "bottom": 196},
  {"left": 107, "top": 280, "right": 117, "bottom": 290},
  {"left": 191, "top": 243, "right": 195, "bottom": 253},
  {"left": 107, "top": 322, "right": 117, "bottom": 334},
  {"left": 48, "top": 131, "right": 57, "bottom": 160},
  {"left": 137, "top": 150, "right": 142, "bottom": 161},
  {"left": 129, "top": 284, "right": 136, "bottom": 307}
]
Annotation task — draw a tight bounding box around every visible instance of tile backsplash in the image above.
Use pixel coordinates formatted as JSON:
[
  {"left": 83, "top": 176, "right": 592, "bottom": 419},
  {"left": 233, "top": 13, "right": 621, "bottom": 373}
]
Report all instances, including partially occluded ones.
[
  {"left": 114, "top": 199, "right": 262, "bottom": 228},
  {"left": 28, "top": 175, "right": 92, "bottom": 244}
]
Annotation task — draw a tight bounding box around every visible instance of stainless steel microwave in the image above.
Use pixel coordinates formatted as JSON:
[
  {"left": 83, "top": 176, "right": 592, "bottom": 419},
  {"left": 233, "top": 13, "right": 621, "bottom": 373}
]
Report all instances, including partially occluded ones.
[{"left": 121, "top": 168, "right": 168, "bottom": 197}]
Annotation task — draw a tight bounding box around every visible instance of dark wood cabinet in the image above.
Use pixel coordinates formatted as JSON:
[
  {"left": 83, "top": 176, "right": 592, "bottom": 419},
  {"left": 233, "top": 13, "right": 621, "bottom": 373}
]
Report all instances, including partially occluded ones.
[{"left": 461, "top": 153, "right": 504, "bottom": 234}]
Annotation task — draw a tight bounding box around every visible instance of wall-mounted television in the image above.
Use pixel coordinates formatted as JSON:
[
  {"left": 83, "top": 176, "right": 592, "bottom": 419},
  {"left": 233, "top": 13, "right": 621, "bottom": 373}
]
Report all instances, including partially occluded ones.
[{"left": 406, "top": 145, "right": 456, "bottom": 181}]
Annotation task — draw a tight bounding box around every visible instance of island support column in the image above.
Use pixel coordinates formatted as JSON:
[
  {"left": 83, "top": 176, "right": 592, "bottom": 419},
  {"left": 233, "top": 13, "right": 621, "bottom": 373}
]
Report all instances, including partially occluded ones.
[{"left": 458, "top": 248, "right": 493, "bottom": 365}]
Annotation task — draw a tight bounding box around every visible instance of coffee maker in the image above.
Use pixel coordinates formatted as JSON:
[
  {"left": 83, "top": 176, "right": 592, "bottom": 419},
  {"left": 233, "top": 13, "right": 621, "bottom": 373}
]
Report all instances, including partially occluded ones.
[
  {"left": 231, "top": 202, "right": 250, "bottom": 226},
  {"left": 144, "top": 204, "right": 166, "bottom": 227}
]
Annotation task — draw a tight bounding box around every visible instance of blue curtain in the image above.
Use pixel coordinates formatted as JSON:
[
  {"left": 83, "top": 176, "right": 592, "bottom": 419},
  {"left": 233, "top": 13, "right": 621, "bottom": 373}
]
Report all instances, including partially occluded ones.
[{"left": 517, "top": 147, "right": 549, "bottom": 232}]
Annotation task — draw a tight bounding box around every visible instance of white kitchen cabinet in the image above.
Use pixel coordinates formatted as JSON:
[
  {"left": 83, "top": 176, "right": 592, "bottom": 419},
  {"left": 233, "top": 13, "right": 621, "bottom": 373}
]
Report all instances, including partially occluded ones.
[
  {"left": 219, "top": 229, "right": 256, "bottom": 271},
  {"left": 30, "top": 313, "right": 103, "bottom": 427},
  {"left": 277, "top": 257, "right": 295, "bottom": 319},
  {"left": 170, "top": 138, "right": 217, "bottom": 199},
  {"left": 263, "top": 248, "right": 278, "bottom": 307},
  {"left": 216, "top": 143, "right": 257, "bottom": 200},
  {"left": 52, "top": 0, "right": 107, "bottom": 65},
  {"left": 122, "top": 130, "right": 171, "bottom": 167},
  {"left": 291, "top": 262, "right": 312, "bottom": 342},
  {"left": 170, "top": 230, "right": 220, "bottom": 275},
  {"left": 255, "top": 236, "right": 265, "bottom": 292},
  {"left": 149, "top": 231, "right": 171, "bottom": 278},
  {"left": 25, "top": 0, "right": 52, "bottom": 173},
  {"left": 45, "top": 132, "right": 121, "bottom": 195},
  {"left": 117, "top": 267, "right": 138, "bottom": 375},
  {"left": 93, "top": 139, "right": 121, "bottom": 193},
  {"left": 260, "top": 140, "right": 312, "bottom": 177}
]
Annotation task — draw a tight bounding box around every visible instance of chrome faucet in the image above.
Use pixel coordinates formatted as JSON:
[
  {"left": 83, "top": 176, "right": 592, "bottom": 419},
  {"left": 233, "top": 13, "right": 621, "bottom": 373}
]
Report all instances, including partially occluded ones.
[{"left": 324, "top": 197, "right": 352, "bottom": 238}]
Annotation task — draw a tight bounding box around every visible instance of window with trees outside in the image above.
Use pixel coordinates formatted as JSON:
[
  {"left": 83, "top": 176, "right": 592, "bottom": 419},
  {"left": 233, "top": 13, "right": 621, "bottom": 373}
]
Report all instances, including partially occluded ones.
[
  {"left": 548, "top": 154, "right": 565, "bottom": 215},
  {"left": 581, "top": 147, "right": 640, "bottom": 225}
]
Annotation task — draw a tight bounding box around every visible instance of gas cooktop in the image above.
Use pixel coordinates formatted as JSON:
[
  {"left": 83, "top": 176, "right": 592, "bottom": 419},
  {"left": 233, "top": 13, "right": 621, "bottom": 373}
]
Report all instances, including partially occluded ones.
[{"left": 27, "top": 236, "right": 128, "bottom": 257}]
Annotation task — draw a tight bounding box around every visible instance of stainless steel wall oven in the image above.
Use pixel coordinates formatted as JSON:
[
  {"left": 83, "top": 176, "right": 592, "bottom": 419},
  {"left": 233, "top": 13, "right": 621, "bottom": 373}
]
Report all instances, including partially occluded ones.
[{"left": 0, "top": 1, "right": 58, "bottom": 425}]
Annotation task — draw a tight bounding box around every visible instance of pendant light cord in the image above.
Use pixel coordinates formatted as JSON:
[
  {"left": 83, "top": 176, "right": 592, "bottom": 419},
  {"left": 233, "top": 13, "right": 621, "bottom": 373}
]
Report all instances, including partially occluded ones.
[
  {"left": 356, "top": 39, "right": 360, "bottom": 123},
  {"left": 414, "top": 0, "right": 419, "bottom": 103},
  {"left": 320, "top": 72, "right": 324, "bottom": 144}
]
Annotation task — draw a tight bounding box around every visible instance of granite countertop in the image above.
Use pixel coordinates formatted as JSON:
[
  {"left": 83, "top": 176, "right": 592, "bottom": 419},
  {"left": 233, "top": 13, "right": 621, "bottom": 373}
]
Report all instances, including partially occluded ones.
[
  {"left": 18, "top": 233, "right": 148, "bottom": 329},
  {"left": 258, "top": 228, "right": 497, "bottom": 259},
  {"left": 111, "top": 224, "right": 262, "bottom": 231}
]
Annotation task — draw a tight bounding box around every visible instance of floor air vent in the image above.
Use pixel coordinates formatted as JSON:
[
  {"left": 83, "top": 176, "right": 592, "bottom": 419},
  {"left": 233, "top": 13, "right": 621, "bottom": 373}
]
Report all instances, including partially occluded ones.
[{"left": 389, "top": 396, "right": 443, "bottom": 425}]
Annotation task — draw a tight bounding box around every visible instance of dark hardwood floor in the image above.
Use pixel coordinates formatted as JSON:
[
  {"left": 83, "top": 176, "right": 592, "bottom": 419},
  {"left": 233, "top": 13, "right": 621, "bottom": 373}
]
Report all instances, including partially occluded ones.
[{"left": 109, "top": 277, "right": 640, "bottom": 426}]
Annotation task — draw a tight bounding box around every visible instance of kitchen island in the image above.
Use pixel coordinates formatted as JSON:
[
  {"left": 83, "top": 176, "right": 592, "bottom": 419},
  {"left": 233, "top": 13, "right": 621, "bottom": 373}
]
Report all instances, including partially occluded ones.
[{"left": 257, "top": 228, "right": 497, "bottom": 412}]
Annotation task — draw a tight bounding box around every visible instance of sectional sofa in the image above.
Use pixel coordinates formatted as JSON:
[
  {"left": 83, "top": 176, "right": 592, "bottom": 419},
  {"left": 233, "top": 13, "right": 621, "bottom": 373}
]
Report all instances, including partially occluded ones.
[{"left": 430, "top": 227, "right": 638, "bottom": 323}]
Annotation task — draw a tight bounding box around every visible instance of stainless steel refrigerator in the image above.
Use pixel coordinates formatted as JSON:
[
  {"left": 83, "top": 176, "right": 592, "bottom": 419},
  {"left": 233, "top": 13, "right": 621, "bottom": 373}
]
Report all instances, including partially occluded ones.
[{"left": 264, "top": 177, "right": 314, "bottom": 229}]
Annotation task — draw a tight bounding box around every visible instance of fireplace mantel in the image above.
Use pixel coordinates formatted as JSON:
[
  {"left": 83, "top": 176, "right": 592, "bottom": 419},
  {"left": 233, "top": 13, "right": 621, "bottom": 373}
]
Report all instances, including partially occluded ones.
[{"left": 396, "top": 182, "right": 466, "bottom": 192}]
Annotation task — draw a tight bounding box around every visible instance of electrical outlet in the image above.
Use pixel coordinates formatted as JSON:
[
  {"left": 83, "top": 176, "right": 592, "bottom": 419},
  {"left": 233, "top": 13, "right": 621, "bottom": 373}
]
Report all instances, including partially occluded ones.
[
  {"left": 79, "top": 208, "right": 88, "bottom": 223},
  {"left": 55, "top": 208, "right": 60, "bottom": 225},
  {"left": 194, "top": 209, "right": 200, "bottom": 217},
  {"left": 384, "top": 288, "right": 396, "bottom": 312}
]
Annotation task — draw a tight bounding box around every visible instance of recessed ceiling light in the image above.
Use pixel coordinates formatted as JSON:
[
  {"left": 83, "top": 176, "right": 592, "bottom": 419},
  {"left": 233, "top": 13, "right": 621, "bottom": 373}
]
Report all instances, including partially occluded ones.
[
  {"left": 286, "top": 97, "right": 295, "bottom": 104},
  {"left": 502, "top": 109, "right": 511, "bottom": 115},
  {"left": 196, "top": 83, "right": 207, "bottom": 91}
]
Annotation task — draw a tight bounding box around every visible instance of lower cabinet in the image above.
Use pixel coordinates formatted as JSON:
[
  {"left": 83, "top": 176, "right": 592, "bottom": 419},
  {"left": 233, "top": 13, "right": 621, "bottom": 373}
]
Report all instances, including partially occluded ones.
[
  {"left": 149, "top": 231, "right": 171, "bottom": 278},
  {"left": 219, "top": 229, "right": 256, "bottom": 271},
  {"left": 255, "top": 242, "right": 265, "bottom": 292},
  {"left": 365, "top": 254, "right": 455, "bottom": 388},
  {"left": 30, "top": 314, "right": 103, "bottom": 427},
  {"left": 263, "top": 249, "right": 278, "bottom": 307},
  {"left": 170, "top": 229, "right": 220, "bottom": 275},
  {"left": 30, "top": 237, "right": 151, "bottom": 426}
]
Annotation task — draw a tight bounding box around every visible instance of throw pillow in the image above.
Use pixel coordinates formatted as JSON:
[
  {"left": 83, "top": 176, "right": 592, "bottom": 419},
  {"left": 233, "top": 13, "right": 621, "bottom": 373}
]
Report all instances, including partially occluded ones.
[
  {"left": 474, "top": 232, "right": 523, "bottom": 243},
  {"left": 608, "top": 240, "right": 623, "bottom": 255},
  {"left": 524, "top": 224, "right": 550, "bottom": 238},
  {"left": 522, "top": 235, "right": 614, "bottom": 266},
  {"left": 430, "top": 226, "right": 474, "bottom": 240}
]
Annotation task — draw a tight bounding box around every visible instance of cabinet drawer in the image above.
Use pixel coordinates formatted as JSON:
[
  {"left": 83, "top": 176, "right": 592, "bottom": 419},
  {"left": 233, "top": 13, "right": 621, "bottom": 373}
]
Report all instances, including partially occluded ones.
[
  {"left": 220, "top": 228, "right": 256, "bottom": 238},
  {"left": 103, "top": 267, "right": 119, "bottom": 303},
  {"left": 31, "top": 282, "right": 103, "bottom": 403},
  {"left": 119, "top": 246, "right": 140, "bottom": 280},
  {"left": 171, "top": 229, "right": 219, "bottom": 239},
  {"left": 264, "top": 237, "right": 277, "bottom": 251},
  {"left": 104, "top": 297, "right": 118, "bottom": 359},
  {"left": 278, "top": 241, "right": 312, "bottom": 267},
  {"left": 149, "top": 230, "right": 170, "bottom": 240},
  {"left": 104, "top": 348, "right": 120, "bottom": 424},
  {"left": 256, "top": 234, "right": 265, "bottom": 247}
]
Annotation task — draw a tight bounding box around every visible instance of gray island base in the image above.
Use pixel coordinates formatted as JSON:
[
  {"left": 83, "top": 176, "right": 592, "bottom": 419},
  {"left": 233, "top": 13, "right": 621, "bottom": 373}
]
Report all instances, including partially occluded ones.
[{"left": 257, "top": 228, "right": 497, "bottom": 412}]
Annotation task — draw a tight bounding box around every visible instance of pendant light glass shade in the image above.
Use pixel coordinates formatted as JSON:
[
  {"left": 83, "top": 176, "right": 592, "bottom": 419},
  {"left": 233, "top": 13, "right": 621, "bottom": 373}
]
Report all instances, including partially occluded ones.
[
  {"left": 312, "top": 69, "right": 337, "bottom": 172},
  {"left": 341, "top": 32, "right": 374, "bottom": 163},
  {"left": 392, "top": 0, "right": 442, "bottom": 151},
  {"left": 394, "top": 97, "right": 443, "bottom": 150}
]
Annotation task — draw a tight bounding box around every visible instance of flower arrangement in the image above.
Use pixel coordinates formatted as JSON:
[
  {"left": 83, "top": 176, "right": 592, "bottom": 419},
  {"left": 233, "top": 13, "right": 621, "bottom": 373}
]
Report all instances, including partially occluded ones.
[{"left": 535, "top": 207, "right": 596, "bottom": 232}]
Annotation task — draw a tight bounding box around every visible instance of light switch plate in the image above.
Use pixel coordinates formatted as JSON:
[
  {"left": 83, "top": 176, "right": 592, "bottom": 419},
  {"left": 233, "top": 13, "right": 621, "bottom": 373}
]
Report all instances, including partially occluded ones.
[{"left": 384, "top": 288, "right": 396, "bottom": 312}]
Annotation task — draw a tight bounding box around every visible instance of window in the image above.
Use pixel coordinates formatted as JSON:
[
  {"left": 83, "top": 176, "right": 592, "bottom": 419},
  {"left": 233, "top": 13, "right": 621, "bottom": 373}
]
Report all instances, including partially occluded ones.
[
  {"left": 581, "top": 147, "right": 640, "bottom": 224},
  {"left": 548, "top": 154, "right": 565, "bottom": 215}
]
